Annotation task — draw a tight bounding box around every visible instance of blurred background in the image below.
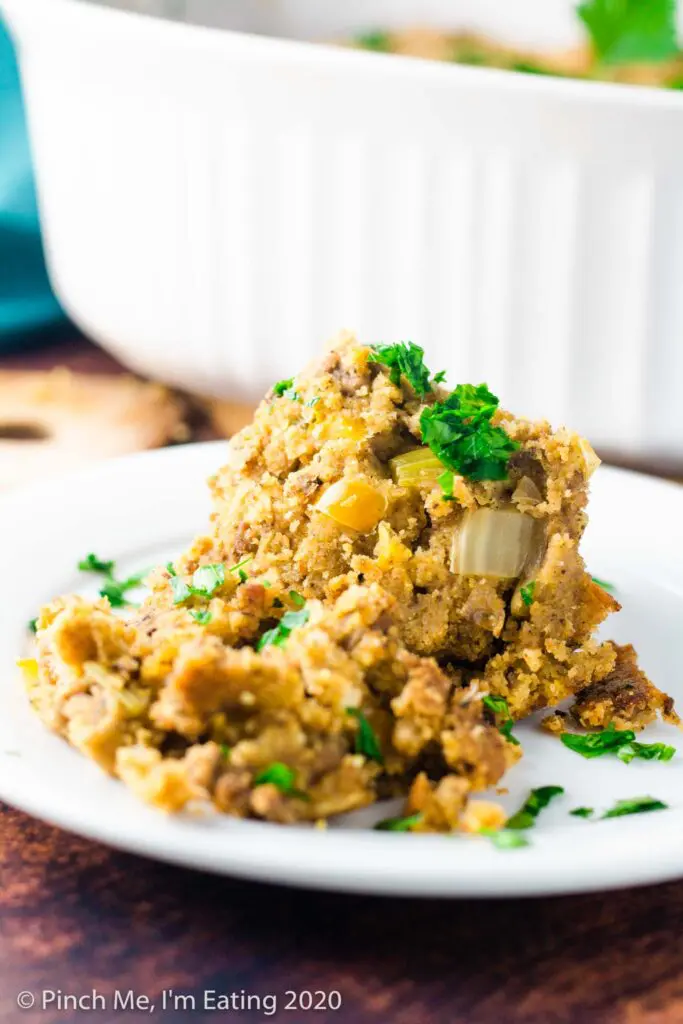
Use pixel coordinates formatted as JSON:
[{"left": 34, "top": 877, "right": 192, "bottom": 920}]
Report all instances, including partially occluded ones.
[{"left": 2, "top": 0, "right": 683, "bottom": 488}]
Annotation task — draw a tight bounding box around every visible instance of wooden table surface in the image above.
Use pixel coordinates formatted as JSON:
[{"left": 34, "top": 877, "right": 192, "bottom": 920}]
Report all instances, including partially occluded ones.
[{"left": 2, "top": 335, "right": 683, "bottom": 1024}]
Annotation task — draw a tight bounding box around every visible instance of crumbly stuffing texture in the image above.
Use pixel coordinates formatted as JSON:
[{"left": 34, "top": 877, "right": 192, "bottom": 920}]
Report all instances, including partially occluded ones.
[{"left": 26, "top": 334, "right": 677, "bottom": 832}]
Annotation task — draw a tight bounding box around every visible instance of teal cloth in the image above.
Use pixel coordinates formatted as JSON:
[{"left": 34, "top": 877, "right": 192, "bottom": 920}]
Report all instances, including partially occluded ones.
[{"left": 0, "top": 18, "right": 64, "bottom": 348}]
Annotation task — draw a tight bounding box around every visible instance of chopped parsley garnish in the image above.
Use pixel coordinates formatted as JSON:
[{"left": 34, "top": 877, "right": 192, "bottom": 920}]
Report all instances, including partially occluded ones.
[
  {"left": 506, "top": 785, "right": 564, "bottom": 830},
  {"left": 77, "top": 554, "right": 148, "bottom": 608},
  {"left": 369, "top": 342, "right": 443, "bottom": 396},
  {"left": 289, "top": 590, "right": 305, "bottom": 609},
  {"left": 190, "top": 609, "right": 212, "bottom": 625},
  {"left": 375, "top": 813, "right": 422, "bottom": 832},
  {"left": 173, "top": 559, "right": 251, "bottom": 608},
  {"left": 191, "top": 563, "right": 225, "bottom": 596},
  {"left": 346, "top": 707, "right": 384, "bottom": 764},
  {"left": 220, "top": 744, "right": 231, "bottom": 760},
  {"left": 419, "top": 383, "right": 519, "bottom": 482},
  {"left": 257, "top": 606, "right": 310, "bottom": 651},
  {"left": 166, "top": 562, "right": 176, "bottom": 576},
  {"left": 438, "top": 469, "right": 455, "bottom": 500},
  {"left": 602, "top": 795, "right": 668, "bottom": 819},
  {"left": 592, "top": 576, "right": 615, "bottom": 592},
  {"left": 482, "top": 694, "right": 520, "bottom": 746},
  {"left": 272, "top": 378, "right": 301, "bottom": 402},
  {"left": 78, "top": 553, "right": 115, "bottom": 575},
  {"left": 99, "top": 572, "right": 147, "bottom": 609},
  {"left": 561, "top": 722, "right": 676, "bottom": 763},
  {"left": 520, "top": 581, "right": 536, "bottom": 607},
  {"left": 570, "top": 807, "right": 595, "bottom": 818},
  {"left": 480, "top": 828, "right": 530, "bottom": 850},
  {"left": 356, "top": 30, "right": 391, "bottom": 52},
  {"left": 578, "top": 0, "right": 678, "bottom": 66},
  {"left": 510, "top": 60, "right": 551, "bottom": 76},
  {"left": 28, "top": 618, "right": 38, "bottom": 634},
  {"left": 253, "top": 761, "right": 308, "bottom": 799}
]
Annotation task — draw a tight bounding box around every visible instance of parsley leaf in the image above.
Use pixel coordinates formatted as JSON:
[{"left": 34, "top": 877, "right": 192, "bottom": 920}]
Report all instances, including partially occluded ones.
[
  {"left": 419, "top": 384, "right": 519, "bottom": 482},
  {"left": 592, "top": 576, "right": 615, "bottom": 592},
  {"left": 220, "top": 744, "right": 231, "bottom": 760},
  {"left": 289, "top": 590, "right": 306, "bottom": 609},
  {"left": 356, "top": 30, "right": 391, "bottom": 52},
  {"left": 273, "top": 378, "right": 294, "bottom": 396},
  {"left": 520, "top": 582, "right": 536, "bottom": 607},
  {"left": 480, "top": 828, "right": 530, "bottom": 850},
  {"left": 28, "top": 618, "right": 38, "bottom": 634},
  {"left": 561, "top": 722, "right": 675, "bottom": 764},
  {"left": 506, "top": 786, "right": 564, "bottom": 830},
  {"left": 602, "top": 795, "right": 668, "bottom": 818},
  {"left": 577, "top": 0, "right": 678, "bottom": 66},
  {"left": 375, "top": 813, "right": 422, "bottom": 832},
  {"left": 369, "top": 342, "right": 440, "bottom": 396},
  {"left": 346, "top": 707, "right": 384, "bottom": 764},
  {"left": 190, "top": 609, "right": 212, "bottom": 625},
  {"left": 482, "top": 694, "right": 520, "bottom": 746},
  {"left": 256, "top": 606, "right": 310, "bottom": 651},
  {"left": 166, "top": 562, "right": 177, "bottom": 577},
  {"left": 191, "top": 564, "right": 225, "bottom": 596},
  {"left": 617, "top": 740, "right": 675, "bottom": 764},
  {"left": 253, "top": 761, "right": 309, "bottom": 799},
  {"left": 438, "top": 469, "right": 455, "bottom": 500},
  {"left": 77, "top": 553, "right": 148, "bottom": 608},
  {"left": 570, "top": 807, "right": 595, "bottom": 818},
  {"left": 78, "top": 553, "right": 115, "bottom": 575}
]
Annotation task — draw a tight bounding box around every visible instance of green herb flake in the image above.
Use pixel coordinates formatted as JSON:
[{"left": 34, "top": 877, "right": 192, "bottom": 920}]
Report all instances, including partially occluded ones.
[
  {"left": 577, "top": 0, "right": 678, "bottom": 66},
  {"left": 506, "top": 785, "right": 564, "bottom": 831},
  {"left": 510, "top": 60, "right": 552, "bottom": 76},
  {"left": 482, "top": 694, "right": 520, "bottom": 747},
  {"left": 261, "top": 580, "right": 272, "bottom": 588},
  {"left": 346, "top": 707, "right": 384, "bottom": 764},
  {"left": 419, "top": 383, "right": 519, "bottom": 482},
  {"left": 438, "top": 469, "right": 455, "bottom": 501},
  {"left": 78, "top": 553, "right": 116, "bottom": 575},
  {"left": 368, "top": 342, "right": 441, "bottom": 396},
  {"left": 220, "top": 744, "right": 231, "bottom": 760},
  {"left": 190, "top": 609, "right": 212, "bottom": 625},
  {"left": 356, "top": 30, "right": 391, "bottom": 52},
  {"left": 166, "top": 562, "right": 176, "bottom": 577},
  {"left": 480, "top": 828, "right": 530, "bottom": 850},
  {"left": 273, "top": 378, "right": 294, "bottom": 397},
  {"left": 171, "top": 576, "right": 192, "bottom": 605},
  {"left": 570, "top": 807, "right": 595, "bottom": 818},
  {"left": 289, "top": 590, "right": 306, "bottom": 609},
  {"left": 253, "top": 761, "right": 308, "bottom": 799},
  {"left": 602, "top": 795, "right": 668, "bottom": 819},
  {"left": 375, "top": 813, "right": 422, "bottom": 832},
  {"left": 520, "top": 581, "right": 536, "bottom": 607},
  {"left": 561, "top": 722, "right": 675, "bottom": 764},
  {"left": 28, "top": 618, "right": 38, "bottom": 634},
  {"left": 256, "top": 605, "right": 310, "bottom": 651},
  {"left": 592, "top": 575, "right": 615, "bottom": 592},
  {"left": 617, "top": 740, "right": 676, "bottom": 764},
  {"left": 432, "top": 370, "right": 447, "bottom": 385},
  {"left": 191, "top": 563, "right": 225, "bottom": 597}
]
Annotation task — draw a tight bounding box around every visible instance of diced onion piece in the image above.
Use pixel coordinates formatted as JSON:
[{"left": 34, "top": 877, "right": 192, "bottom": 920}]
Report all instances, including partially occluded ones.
[
  {"left": 452, "top": 508, "right": 537, "bottom": 579},
  {"left": 389, "top": 447, "right": 445, "bottom": 486},
  {"left": 512, "top": 475, "right": 543, "bottom": 506},
  {"left": 579, "top": 438, "right": 601, "bottom": 478},
  {"left": 315, "top": 479, "right": 387, "bottom": 533}
]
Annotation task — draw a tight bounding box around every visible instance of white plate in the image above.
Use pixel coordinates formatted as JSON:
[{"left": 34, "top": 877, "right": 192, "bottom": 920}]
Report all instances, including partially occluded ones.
[{"left": 2, "top": 442, "right": 683, "bottom": 897}]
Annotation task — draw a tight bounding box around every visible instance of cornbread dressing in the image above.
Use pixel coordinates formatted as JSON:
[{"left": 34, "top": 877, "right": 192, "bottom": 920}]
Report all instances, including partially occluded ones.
[{"left": 27, "top": 335, "right": 678, "bottom": 832}]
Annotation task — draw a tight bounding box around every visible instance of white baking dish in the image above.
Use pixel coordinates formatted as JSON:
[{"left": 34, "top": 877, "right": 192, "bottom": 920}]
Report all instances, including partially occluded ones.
[{"left": 3, "top": 0, "right": 683, "bottom": 460}]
